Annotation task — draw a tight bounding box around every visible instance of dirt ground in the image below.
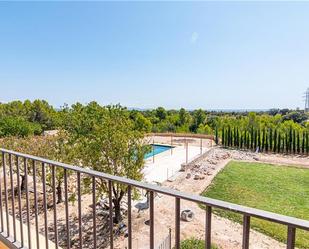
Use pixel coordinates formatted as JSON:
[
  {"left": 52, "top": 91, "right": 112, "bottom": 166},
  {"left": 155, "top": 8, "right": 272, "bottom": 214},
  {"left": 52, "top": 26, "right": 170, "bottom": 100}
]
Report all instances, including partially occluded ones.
[{"left": 114, "top": 147, "right": 309, "bottom": 249}]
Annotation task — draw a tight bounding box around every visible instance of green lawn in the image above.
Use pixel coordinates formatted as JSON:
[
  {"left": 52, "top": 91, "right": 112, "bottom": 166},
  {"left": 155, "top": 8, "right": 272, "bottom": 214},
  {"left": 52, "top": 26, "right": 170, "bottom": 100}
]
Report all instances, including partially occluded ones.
[
  {"left": 178, "top": 238, "right": 219, "bottom": 249},
  {"left": 202, "top": 161, "right": 309, "bottom": 249}
]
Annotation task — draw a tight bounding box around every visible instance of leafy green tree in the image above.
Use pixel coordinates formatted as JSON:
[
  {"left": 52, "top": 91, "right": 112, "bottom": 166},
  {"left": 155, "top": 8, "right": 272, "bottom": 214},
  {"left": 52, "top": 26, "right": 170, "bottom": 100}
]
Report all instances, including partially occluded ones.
[
  {"left": 178, "top": 108, "right": 191, "bottom": 126},
  {"left": 132, "top": 112, "right": 152, "bottom": 132},
  {"left": 190, "top": 109, "right": 206, "bottom": 132},
  {"left": 155, "top": 107, "right": 167, "bottom": 121},
  {"left": 0, "top": 131, "right": 76, "bottom": 202},
  {"left": 28, "top": 100, "right": 57, "bottom": 130},
  {"left": 69, "top": 104, "right": 147, "bottom": 223}
]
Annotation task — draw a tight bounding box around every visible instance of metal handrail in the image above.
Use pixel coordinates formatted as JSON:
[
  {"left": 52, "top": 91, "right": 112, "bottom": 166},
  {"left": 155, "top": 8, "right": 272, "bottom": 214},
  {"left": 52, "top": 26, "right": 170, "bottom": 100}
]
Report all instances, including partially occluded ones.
[{"left": 0, "top": 148, "right": 308, "bottom": 249}]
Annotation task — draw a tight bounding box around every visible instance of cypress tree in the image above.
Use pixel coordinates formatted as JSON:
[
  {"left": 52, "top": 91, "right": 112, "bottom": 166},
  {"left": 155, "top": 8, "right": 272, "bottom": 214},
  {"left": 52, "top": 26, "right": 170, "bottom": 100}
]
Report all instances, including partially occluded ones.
[
  {"left": 285, "top": 133, "right": 290, "bottom": 154},
  {"left": 236, "top": 128, "right": 240, "bottom": 147},
  {"left": 228, "top": 126, "right": 231, "bottom": 146},
  {"left": 221, "top": 128, "right": 225, "bottom": 146},
  {"left": 269, "top": 128, "right": 273, "bottom": 152},
  {"left": 293, "top": 129, "right": 296, "bottom": 154},
  {"left": 289, "top": 127, "right": 293, "bottom": 153},
  {"left": 301, "top": 131, "right": 305, "bottom": 154},
  {"left": 297, "top": 131, "right": 300, "bottom": 154},
  {"left": 250, "top": 127, "right": 254, "bottom": 150},
  {"left": 273, "top": 129, "right": 277, "bottom": 153},
  {"left": 258, "top": 129, "right": 261, "bottom": 150},
  {"left": 233, "top": 127, "right": 236, "bottom": 147},
  {"left": 277, "top": 133, "right": 281, "bottom": 153},
  {"left": 215, "top": 127, "right": 219, "bottom": 145},
  {"left": 225, "top": 127, "right": 229, "bottom": 147},
  {"left": 306, "top": 132, "right": 309, "bottom": 155},
  {"left": 254, "top": 129, "right": 258, "bottom": 150},
  {"left": 240, "top": 131, "right": 243, "bottom": 149},
  {"left": 262, "top": 129, "right": 266, "bottom": 152},
  {"left": 265, "top": 130, "right": 269, "bottom": 153},
  {"left": 244, "top": 130, "right": 248, "bottom": 149},
  {"left": 252, "top": 129, "right": 255, "bottom": 150}
]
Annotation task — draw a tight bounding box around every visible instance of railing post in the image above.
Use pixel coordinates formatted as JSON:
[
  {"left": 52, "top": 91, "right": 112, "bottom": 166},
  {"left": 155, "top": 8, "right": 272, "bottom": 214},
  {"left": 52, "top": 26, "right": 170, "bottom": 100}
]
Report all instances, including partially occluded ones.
[
  {"left": 77, "top": 172, "right": 82, "bottom": 249},
  {"left": 64, "top": 169, "right": 70, "bottom": 249},
  {"left": 2, "top": 153, "right": 10, "bottom": 237},
  {"left": 52, "top": 165, "right": 58, "bottom": 249},
  {"left": 92, "top": 176, "right": 97, "bottom": 249},
  {"left": 127, "top": 186, "right": 132, "bottom": 249},
  {"left": 0, "top": 153, "right": 3, "bottom": 233},
  {"left": 242, "top": 215, "right": 251, "bottom": 249},
  {"left": 24, "top": 158, "right": 31, "bottom": 249},
  {"left": 169, "top": 228, "right": 172, "bottom": 249},
  {"left": 175, "top": 198, "right": 180, "bottom": 249},
  {"left": 9, "top": 154, "right": 16, "bottom": 242},
  {"left": 108, "top": 180, "right": 114, "bottom": 249},
  {"left": 42, "top": 162, "right": 48, "bottom": 249},
  {"left": 150, "top": 191, "right": 154, "bottom": 249},
  {"left": 287, "top": 226, "right": 296, "bottom": 249},
  {"left": 205, "top": 206, "right": 212, "bottom": 249}
]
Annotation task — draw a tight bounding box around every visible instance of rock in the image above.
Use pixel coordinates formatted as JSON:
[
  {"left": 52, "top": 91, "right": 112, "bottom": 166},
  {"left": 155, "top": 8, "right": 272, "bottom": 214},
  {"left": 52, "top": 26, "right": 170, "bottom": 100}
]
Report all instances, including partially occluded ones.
[
  {"left": 180, "top": 164, "right": 188, "bottom": 171},
  {"left": 194, "top": 174, "right": 200, "bottom": 180},
  {"left": 186, "top": 173, "right": 191, "bottom": 179},
  {"left": 253, "top": 156, "right": 259, "bottom": 161},
  {"left": 181, "top": 209, "right": 194, "bottom": 222}
]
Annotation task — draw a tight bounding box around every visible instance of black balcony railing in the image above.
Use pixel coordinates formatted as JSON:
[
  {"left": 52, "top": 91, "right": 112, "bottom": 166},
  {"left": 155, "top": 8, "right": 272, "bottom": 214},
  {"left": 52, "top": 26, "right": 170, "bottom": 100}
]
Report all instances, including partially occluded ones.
[{"left": 0, "top": 148, "right": 308, "bottom": 249}]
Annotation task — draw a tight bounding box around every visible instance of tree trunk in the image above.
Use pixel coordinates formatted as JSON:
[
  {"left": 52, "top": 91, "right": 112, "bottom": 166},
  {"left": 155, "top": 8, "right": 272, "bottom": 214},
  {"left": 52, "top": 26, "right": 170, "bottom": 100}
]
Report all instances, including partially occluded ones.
[
  {"left": 21, "top": 175, "right": 26, "bottom": 192},
  {"left": 56, "top": 182, "right": 63, "bottom": 204},
  {"left": 113, "top": 198, "right": 122, "bottom": 224}
]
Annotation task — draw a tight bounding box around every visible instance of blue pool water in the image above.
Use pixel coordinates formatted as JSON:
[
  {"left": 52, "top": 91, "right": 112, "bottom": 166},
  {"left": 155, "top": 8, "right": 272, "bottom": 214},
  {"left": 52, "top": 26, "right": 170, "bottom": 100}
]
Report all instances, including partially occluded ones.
[{"left": 144, "top": 144, "right": 173, "bottom": 159}]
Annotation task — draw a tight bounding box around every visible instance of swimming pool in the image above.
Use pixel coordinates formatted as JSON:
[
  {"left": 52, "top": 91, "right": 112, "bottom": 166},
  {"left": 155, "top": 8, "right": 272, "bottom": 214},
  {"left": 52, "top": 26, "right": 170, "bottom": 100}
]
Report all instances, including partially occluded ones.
[{"left": 144, "top": 144, "right": 173, "bottom": 159}]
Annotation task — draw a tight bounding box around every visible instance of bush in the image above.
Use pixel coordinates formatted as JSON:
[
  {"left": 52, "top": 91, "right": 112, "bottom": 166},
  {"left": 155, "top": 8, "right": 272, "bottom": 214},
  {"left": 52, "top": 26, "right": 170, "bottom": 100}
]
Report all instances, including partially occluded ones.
[
  {"left": 178, "top": 238, "right": 219, "bottom": 249},
  {"left": 0, "top": 117, "right": 42, "bottom": 137}
]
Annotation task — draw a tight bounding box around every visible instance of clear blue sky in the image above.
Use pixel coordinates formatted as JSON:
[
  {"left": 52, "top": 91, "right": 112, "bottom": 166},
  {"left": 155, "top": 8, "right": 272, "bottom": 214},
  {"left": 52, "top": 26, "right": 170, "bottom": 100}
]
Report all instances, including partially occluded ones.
[{"left": 1, "top": 1, "right": 309, "bottom": 110}]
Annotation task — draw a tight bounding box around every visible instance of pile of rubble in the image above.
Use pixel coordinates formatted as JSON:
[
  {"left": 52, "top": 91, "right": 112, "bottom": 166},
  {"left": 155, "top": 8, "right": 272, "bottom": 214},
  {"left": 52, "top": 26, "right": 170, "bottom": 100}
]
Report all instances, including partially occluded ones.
[{"left": 184, "top": 148, "right": 260, "bottom": 180}]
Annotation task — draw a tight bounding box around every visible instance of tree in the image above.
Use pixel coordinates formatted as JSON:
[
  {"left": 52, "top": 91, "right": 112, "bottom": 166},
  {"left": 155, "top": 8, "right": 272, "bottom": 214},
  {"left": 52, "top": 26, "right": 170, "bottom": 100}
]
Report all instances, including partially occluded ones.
[
  {"left": 28, "top": 100, "right": 57, "bottom": 130},
  {"left": 178, "top": 108, "right": 190, "bottom": 126},
  {"left": 0, "top": 131, "right": 76, "bottom": 203},
  {"left": 155, "top": 107, "right": 167, "bottom": 121},
  {"left": 190, "top": 109, "right": 206, "bottom": 132},
  {"left": 70, "top": 104, "right": 147, "bottom": 223},
  {"left": 132, "top": 113, "right": 152, "bottom": 132}
]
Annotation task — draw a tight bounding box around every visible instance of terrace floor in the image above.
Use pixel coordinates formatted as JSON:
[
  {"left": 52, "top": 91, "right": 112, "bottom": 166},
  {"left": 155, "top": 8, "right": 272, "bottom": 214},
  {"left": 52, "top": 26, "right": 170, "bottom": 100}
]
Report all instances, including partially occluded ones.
[{"left": 143, "top": 144, "right": 208, "bottom": 183}]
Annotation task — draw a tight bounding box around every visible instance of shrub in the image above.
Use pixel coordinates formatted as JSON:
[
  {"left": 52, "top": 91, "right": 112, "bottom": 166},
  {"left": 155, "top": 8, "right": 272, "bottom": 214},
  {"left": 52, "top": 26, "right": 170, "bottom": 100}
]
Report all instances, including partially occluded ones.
[
  {"left": 178, "top": 238, "right": 219, "bottom": 249},
  {"left": 0, "top": 117, "right": 42, "bottom": 137}
]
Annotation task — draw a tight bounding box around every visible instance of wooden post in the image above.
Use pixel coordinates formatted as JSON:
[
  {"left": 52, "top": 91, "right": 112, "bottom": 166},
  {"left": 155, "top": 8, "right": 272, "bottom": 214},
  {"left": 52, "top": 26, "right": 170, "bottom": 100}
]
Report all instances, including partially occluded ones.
[{"left": 200, "top": 138, "right": 203, "bottom": 155}]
